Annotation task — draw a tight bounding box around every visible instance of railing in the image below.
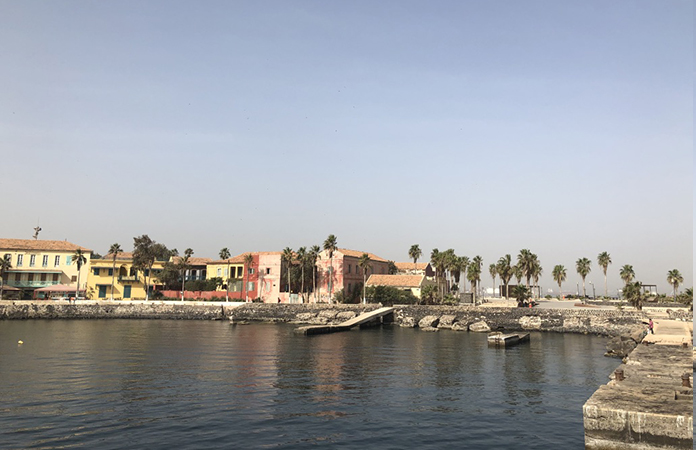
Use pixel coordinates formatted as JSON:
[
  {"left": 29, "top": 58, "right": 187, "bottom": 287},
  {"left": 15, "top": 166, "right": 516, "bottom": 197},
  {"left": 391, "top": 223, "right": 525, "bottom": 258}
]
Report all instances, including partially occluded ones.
[
  {"left": 5, "top": 280, "right": 60, "bottom": 288},
  {"left": 118, "top": 275, "right": 139, "bottom": 282}
]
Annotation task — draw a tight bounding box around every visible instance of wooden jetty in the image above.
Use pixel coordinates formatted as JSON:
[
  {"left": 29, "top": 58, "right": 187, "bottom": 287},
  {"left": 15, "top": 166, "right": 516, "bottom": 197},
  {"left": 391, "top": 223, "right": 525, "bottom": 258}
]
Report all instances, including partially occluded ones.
[
  {"left": 295, "top": 307, "right": 395, "bottom": 336},
  {"left": 487, "top": 332, "right": 530, "bottom": 347}
]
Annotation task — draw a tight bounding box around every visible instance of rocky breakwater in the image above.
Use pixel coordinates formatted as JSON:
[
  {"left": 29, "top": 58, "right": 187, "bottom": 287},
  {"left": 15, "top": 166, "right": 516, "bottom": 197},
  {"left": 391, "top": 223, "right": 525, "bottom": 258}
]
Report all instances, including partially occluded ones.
[
  {"left": 393, "top": 305, "right": 646, "bottom": 337},
  {"left": 0, "top": 301, "right": 228, "bottom": 320},
  {"left": 228, "top": 303, "right": 380, "bottom": 325}
]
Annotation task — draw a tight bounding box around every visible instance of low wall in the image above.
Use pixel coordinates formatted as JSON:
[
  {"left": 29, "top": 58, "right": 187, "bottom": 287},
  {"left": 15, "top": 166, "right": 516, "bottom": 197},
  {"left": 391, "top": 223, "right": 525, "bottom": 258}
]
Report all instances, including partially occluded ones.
[{"left": 0, "top": 302, "right": 647, "bottom": 337}]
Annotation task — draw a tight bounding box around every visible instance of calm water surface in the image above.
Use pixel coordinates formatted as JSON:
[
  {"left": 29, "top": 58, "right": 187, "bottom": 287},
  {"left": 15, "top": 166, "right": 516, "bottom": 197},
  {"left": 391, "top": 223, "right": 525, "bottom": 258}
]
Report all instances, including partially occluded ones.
[{"left": 0, "top": 320, "right": 618, "bottom": 449}]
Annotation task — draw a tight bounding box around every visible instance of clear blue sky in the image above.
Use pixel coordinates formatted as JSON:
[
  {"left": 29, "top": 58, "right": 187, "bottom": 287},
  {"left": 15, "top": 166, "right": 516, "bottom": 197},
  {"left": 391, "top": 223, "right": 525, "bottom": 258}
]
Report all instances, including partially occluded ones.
[{"left": 1, "top": 1, "right": 692, "bottom": 294}]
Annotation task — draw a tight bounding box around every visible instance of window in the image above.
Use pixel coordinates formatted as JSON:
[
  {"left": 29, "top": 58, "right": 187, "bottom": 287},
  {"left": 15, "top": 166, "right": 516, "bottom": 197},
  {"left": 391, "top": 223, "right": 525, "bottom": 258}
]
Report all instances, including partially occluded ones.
[
  {"left": 248, "top": 268, "right": 255, "bottom": 275},
  {"left": 348, "top": 264, "right": 351, "bottom": 274},
  {"left": 237, "top": 267, "right": 243, "bottom": 277},
  {"left": 108, "top": 269, "right": 113, "bottom": 276},
  {"left": 93, "top": 268, "right": 100, "bottom": 275},
  {"left": 40, "top": 273, "right": 47, "bottom": 281},
  {"left": 3, "top": 254, "right": 10, "bottom": 263},
  {"left": 52, "top": 274, "right": 59, "bottom": 282},
  {"left": 28, "top": 274, "right": 34, "bottom": 282},
  {"left": 16, "top": 254, "right": 23, "bottom": 267},
  {"left": 71, "top": 276, "right": 77, "bottom": 282},
  {"left": 266, "top": 268, "right": 271, "bottom": 275},
  {"left": 15, "top": 273, "right": 21, "bottom": 281},
  {"left": 66, "top": 256, "right": 72, "bottom": 266},
  {"left": 217, "top": 268, "right": 222, "bottom": 277},
  {"left": 42, "top": 255, "right": 49, "bottom": 267},
  {"left": 247, "top": 281, "right": 255, "bottom": 291},
  {"left": 54, "top": 255, "right": 60, "bottom": 267},
  {"left": 29, "top": 255, "right": 36, "bottom": 267},
  {"left": 224, "top": 268, "right": 228, "bottom": 277}
]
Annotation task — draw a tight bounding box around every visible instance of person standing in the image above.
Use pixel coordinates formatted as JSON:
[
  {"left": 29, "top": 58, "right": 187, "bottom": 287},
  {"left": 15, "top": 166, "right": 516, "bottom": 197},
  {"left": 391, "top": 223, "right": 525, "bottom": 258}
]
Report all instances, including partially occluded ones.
[{"left": 648, "top": 318, "right": 654, "bottom": 334}]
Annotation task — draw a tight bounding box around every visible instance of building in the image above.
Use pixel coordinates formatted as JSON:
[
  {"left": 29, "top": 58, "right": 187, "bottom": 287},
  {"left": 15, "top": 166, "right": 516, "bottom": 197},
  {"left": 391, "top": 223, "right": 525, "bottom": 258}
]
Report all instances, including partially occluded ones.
[
  {"left": 86, "top": 252, "right": 166, "bottom": 300},
  {"left": 0, "top": 238, "right": 91, "bottom": 299},
  {"left": 172, "top": 256, "right": 212, "bottom": 282},
  {"left": 206, "top": 253, "right": 260, "bottom": 301},
  {"left": 365, "top": 274, "right": 434, "bottom": 299},
  {"left": 394, "top": 262, "right": 435, "bottom": 278},
  {"left": 316, "top": 248, "right": 391, "bottom": 302}
]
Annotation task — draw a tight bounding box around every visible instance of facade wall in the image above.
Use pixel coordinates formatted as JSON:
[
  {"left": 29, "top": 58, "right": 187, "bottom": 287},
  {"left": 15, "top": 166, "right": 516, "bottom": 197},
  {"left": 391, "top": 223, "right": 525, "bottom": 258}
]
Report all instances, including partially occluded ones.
[
  {"left": 86, "top": 259, "right": 164, "bottom": 300},
  {"left": 205, "top": 256, "right": 259, "bottom": 300},
  {"left": 1, "top": 248, "right": 91, "bottom": 290},
  {"left": 316, "top": 250, "right": 390, "bottom": 302},
  {"left": 257, "top": 253, "right": 282, "bottom": 303}
]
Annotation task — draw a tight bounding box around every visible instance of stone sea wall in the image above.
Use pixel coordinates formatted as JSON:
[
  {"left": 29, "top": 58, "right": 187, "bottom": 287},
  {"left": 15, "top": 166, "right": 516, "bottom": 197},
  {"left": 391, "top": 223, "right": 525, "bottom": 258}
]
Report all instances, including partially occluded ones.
[{"left": 0, "top": 302, "right": 647, "bottom": 338}]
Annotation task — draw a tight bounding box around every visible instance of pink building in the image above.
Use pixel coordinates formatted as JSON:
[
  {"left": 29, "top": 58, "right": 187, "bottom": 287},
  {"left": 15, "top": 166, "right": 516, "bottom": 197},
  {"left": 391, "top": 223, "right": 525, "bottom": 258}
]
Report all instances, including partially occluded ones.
[{"left": 316, "top": 248, "right": 390, "bottom": 302}]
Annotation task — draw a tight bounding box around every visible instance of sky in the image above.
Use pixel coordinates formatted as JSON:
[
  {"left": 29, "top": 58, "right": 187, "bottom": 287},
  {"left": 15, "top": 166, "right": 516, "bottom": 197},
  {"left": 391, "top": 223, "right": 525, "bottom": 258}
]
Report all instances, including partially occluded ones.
[{"left": 1, "top": 0, "right": 692, "bottom": 296}]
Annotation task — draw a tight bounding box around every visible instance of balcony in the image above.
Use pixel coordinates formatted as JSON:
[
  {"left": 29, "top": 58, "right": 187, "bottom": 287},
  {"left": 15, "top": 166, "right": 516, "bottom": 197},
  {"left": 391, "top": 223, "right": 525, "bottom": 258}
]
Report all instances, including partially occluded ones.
[
  {"left": 5, "top": 279, "right": 60, "bottom": 289},
  {"left": 118, "top": 275, "right": 139, "bottom": 282}
]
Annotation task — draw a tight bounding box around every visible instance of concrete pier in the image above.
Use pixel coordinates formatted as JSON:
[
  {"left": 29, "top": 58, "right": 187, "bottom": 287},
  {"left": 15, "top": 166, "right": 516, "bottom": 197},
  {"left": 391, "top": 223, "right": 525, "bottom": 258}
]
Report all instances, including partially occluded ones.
[
  {"left": 295, "top": 307, "right": 394, "bottom": 335},
  {"left": 583, "top": 318, "right": 693, "bottom": 449}
]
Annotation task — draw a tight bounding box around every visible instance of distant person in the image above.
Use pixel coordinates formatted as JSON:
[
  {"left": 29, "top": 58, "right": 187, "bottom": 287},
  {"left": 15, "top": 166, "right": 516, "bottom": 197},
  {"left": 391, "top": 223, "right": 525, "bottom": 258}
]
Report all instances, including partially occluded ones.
[
  {"left": 648, "top": 318, "right": 654, "bottom": 334},
  {"left": 277, "top": 297, "right": 281, "bottom": 303}
]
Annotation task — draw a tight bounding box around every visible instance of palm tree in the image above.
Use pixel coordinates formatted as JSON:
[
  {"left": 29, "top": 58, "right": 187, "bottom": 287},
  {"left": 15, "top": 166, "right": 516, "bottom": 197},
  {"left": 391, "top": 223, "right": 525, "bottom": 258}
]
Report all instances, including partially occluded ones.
[
  {"left": 489, "top": 264, "right": 497, "bottom": 298},
  {"left": 243, "top": 253, "right": 254, "bottom": 302},
  {"left": 310, "top": 245, "right": 320, "bottom": 303},
  {"left": 430, "top": 249, "right": 446, "bottom": 300},
  {"left": 282, "top": 247, "right": 294, "bottom": 298},
  {"left": 323, "top": 234, "right": 338, "bottom": 303},
  {"left": 530, "top": 257, "right": 542, "bottom": 299},
  {"left": 496, "top": 255, "right": 513, "bottom": 299},
  {"left": 450, "top": 256, "right": 467, "bottom": 294},
  {"left": 408, "top": 244, "right": 422, "bottom": 272},
  {"left": 0, "top": 256, "right": 12, "bottom": 300},
  {"left": 108, "top": 243, "right": 122, "bottom": 301},
  {"left": 467, "top": 261, "right": 481, "bottom": 304},
  {"left": 472, "top": 255, "right": 483, "bottom": 296},
  {"left": 72, "top": 249, "right": 87, "bottom": 301},
  {"left": 576, "top": 257, "right": 592, "bottom": 300},
  {"left": 442, "top": 249, "right": 457, "bottom": 294},
  {"left": 597, "top": 252, "right": 612, "bottom": 297},
  {"left": 623, "top": 281, "right": 644, "bottom": 310},
  {"left": 552, "top": 265, "right": 567, "bottom": 299},
  {"left": 513, "top": 264, "right": 523, "bottom": 286},
  {"left": 517, "top": 249, "right": 534, "bottom": 289},
  {"left": 620, "top": 264, "right": 635, "bottom": 285},
  {"left": 666, "top": 269, "right": 683, "bottom": 300},
  {"left": 358, "top": 253, "right": 372, "bottom": 304},
  {"left": 219, "top": 247, "right": 231, "bottom": 302},
  {"left": 179, "top": 248, "right": 193, "bottom": 301},
  {"left": 296, "top": 247, "right": 307, "bottom": 302}
]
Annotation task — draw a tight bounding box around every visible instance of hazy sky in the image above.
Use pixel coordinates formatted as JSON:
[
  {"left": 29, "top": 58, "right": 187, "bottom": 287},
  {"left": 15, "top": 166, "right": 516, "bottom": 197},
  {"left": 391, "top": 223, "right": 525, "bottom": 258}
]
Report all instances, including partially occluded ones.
[{"left": 1, "top": 1, "right": 692, "bottom": 295}]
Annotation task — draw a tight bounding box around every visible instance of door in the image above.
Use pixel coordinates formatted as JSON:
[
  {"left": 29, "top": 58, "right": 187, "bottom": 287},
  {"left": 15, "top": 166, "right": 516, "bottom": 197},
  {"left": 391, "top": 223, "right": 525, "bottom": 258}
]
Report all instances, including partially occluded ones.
[
  {"left": 123, "top": 285, "right": 131, "bottom": 299},
  {"left": 98, "top": 286, "right": 107, "bottom": 298}
]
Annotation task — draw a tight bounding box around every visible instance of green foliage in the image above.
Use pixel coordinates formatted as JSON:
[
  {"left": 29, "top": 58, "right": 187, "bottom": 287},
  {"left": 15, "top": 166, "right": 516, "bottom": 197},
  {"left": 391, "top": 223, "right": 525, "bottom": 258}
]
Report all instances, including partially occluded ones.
[
  {"left": 420, "top": 284, "right": 438, "bottom": 305},
  {"left": 623, "top": 281, "right": 644, "bottom": 310},
  {"left": 677, "top": 287, "right": 692, "bottom": 308},
  {"left": 387, "top": 260, "right": 398, "bottom": 275},
  {"left": 512, "top": 285, "right": 530, "bottom": 306},
  {"left": 365, "top": 285, "right": 418, "bottom": 306}
]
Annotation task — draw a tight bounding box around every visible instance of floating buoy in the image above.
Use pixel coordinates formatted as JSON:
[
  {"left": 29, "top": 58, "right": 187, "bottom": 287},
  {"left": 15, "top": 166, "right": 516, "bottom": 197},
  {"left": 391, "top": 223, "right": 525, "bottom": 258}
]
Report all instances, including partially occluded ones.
[{"left": 17, "top": 340, "right": 23, "bottom": 345}]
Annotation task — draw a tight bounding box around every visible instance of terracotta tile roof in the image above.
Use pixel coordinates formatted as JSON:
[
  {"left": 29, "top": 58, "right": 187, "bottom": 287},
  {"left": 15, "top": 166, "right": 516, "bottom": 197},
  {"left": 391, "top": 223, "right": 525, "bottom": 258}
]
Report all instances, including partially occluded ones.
[
  {"left": 0, "top": 238, "right": 90, "bottom": 252},
  {"left": 172, "top": 256, "right": 212, "bottom": 266},
  {"left": 102, "top": 252, "right": 134, "bottom": 261},
  {"left": 394, "top": 262, "right": 430, "bottom": 271},
  {"left": 336, "top": 248, "right": 388, "bottom": 262},
  {"left": 365, "top": 274, "right": 426, "bottom": 288}
]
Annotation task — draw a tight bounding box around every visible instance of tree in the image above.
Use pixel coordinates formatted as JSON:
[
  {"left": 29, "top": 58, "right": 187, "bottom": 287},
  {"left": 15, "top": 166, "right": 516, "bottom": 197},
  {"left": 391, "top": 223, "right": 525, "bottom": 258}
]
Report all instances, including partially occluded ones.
[
  {"left": 282, "top": 247, "right": 294, "bottom": 296},
  {"left": 512, "top": 285, "right": 530, "bottom": 307},
  {"left": 575, "top": 257, "right": 592, "bottom": 300},
  {"left": 620, "top": 264, "right": 635, "bottom": 285},
  {"left": 108, "top": 243, "right": 122, "bottom": 301},
  {"left": 666, "top": 269, "right": 683, "bottom": 300},
  {"left": 530, "top": 256, "right": 542, "bottom": 299},
  {"left": 517, "top": 249, "right": 534, "bottom": 289},
  {"left": 451, "top": 256, "right": 468, "bottom": 294},
  {"left": 323, "top": 234, "right": 338, "bottom": 303},
  {"left": 0, "top": 256, "right": 12, "bottom": 301},
  {"left": 132, "top": 235, "right": 169, "bottom": 301},
  {"left": 496, "top": 255, "right": 513, "bottom": 299},
  {"left": 408, "top": 244, "right": 422, "bottom": 272},
  {"left": 243, "top": 253, "right": 254, "bottom": 302},
  {"left": 488, "top": 264, "right": 497, "bottom": 298},
  {"left": 623, "top": 281, "right": 644, "bottom": 310},
  {"left": 552, "top": 265, "right": 567, "bottom": 299},
  {"left": 358, "top": 253, "right": 372, "bottom": 304},
  {"left": 296, "top": 247, "right": 307, "bottom": 302},
  {"left": 420, "top": 284, "right": 437, "bottom": 305},
  {"left": 387, "top": 260, "right": 398, "bottom": 275},
  {"left": 72, "top": 248, "right": 87, "bottom": 300},
  {"left": 219, "top": 247, "right": 231, "bottom": 302},
  {"left": 310, "top": 245, "right": 320, "bottom": 303},
  {"left": 179, "top": 248, "right": 194, "bottom": 301},
  {"left": 430, "top": 249, "right": 446, "bottom": 300},
  {"left": 466, "top": 261, "right": 481, "bottom": 304},
  {"left": 597, "top": 252, "right": 612, "bottom": 297},
  {"left": 513, "top": 264, "right": 523, "bottom": 285}
]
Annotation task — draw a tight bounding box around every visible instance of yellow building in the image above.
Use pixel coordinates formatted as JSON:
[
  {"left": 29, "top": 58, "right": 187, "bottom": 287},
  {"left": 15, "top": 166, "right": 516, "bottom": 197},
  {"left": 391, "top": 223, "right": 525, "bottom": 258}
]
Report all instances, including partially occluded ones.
[
  {"left": 206, "top": 254, "right": 245, "bottom": 295},
  {"left": 0, "top": 238, "right": 91, "bottom": 299},
  {"left": 86, "top": 252, "right": 165, "bottom": 300}
]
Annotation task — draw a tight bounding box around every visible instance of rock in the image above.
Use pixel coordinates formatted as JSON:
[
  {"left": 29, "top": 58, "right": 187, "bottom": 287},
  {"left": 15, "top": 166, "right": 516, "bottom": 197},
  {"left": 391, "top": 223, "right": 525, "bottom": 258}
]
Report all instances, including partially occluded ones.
[
  {"left": 605, "top": 336, "right": 637, "bottom": 358},
  {"left": 438, "top": 315, "right": 457, "bottom": 329},
  {"left": 318, "top": 310, "right": 338, "bottom": 320},
  {"left": 336, "top": 311, "right": 357, "bottom": 321},
  {"left": 520, "top": 316, "right": 542, "bottom": 330},
  {"left": 296, "top": 312, "right": 316, "bottom": 322},
  {"left": 421, "top": 326, "right": 439, "bottom": 332},
  {"left": 400, "top": 317, "right": 416, "bottom": 327},
  {"left": 469, "top": 320, "right": 491, "bottom": 333},
  {"left": 418, "top": 315, "right": 440, "bottom": 328},
  {"left": 451, "top": 322, "right": 468, "bottom": 331}
]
